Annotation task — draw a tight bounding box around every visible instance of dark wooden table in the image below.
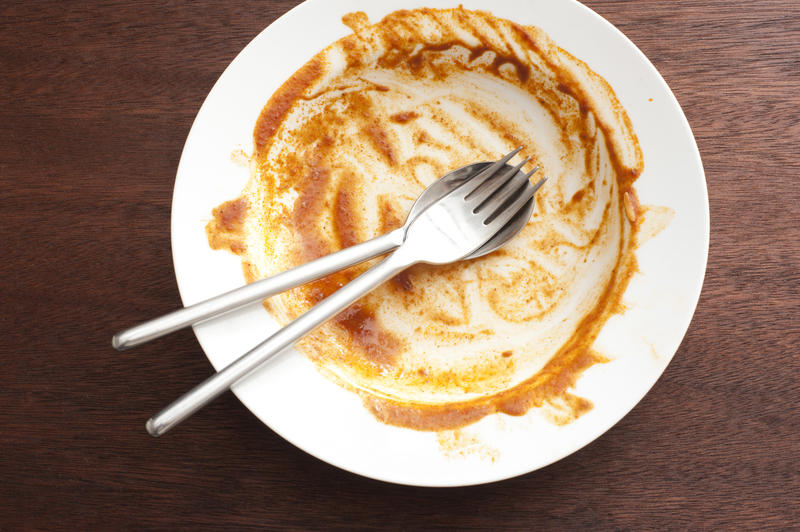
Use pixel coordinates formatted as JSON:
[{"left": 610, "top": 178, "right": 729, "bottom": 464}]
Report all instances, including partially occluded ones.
[{"left": 1, "top": 1, "right": 797, "bottom": 529}]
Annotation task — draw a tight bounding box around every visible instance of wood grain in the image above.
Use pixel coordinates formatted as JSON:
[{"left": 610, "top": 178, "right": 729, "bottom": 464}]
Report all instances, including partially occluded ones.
[{"left": 0, "top": 0, "right": 797, "bottom": 529}]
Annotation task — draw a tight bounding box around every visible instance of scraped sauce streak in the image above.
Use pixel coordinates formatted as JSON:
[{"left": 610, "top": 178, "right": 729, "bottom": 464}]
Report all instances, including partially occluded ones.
[{"left": 207, "top": 8, "right": 657, "bottom": 431}]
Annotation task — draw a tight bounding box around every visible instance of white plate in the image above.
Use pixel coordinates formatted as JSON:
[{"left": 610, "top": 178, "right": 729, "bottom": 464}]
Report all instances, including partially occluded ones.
[{"left": 171, "top": 0, "right": 708, "bottom": 486}]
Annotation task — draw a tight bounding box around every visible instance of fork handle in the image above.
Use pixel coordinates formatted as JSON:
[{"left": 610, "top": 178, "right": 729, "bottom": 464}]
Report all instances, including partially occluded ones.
[
  {"left": 112, "top": 228, "right": 405, "bottom": 351},
  {"left": 146, "top": 247, "right": 415, "bottom": 436}
]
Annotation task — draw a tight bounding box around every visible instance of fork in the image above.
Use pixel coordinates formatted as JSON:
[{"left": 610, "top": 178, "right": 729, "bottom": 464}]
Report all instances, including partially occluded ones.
[{"left": 146, "top": 149, "right": 545, "bottom": 436}]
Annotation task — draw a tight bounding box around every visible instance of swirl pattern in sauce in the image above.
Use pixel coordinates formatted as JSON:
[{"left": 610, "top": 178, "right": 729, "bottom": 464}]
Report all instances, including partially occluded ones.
[{"left": 207, "top": 8, "right": 647, "bottom": 431}]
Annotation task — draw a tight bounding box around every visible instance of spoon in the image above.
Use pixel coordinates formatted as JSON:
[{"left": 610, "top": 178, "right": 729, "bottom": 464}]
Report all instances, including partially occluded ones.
[{"left": 113, "top": 150, "right": 539, "bottom": 350}]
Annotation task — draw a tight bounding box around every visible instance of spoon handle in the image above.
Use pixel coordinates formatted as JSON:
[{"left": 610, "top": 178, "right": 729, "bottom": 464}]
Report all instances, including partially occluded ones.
[
  {"left": 146, "top": 248, "right": 415, "bottom": 436},
  {"left": 112, "top": 228, "right": 405, "bottom": 351}
]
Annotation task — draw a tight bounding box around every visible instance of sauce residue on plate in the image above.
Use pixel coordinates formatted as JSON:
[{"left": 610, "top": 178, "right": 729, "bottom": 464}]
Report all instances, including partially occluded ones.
[{"left": 205, "top": 7, "right": 667, "bottom": 431}]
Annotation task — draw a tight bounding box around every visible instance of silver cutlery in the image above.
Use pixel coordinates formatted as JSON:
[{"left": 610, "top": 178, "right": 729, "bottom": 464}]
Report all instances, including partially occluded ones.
[
  {"left": 145, "top": 148, "right": 546, "bottom": 436},
  {"left": 113, "top": 150, "right": 535, "bottom": 351}
]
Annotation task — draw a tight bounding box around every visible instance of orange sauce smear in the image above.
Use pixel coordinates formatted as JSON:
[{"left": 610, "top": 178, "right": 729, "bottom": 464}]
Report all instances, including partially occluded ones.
[{"left": 207, "top": 7, "right": 647, "bottom": 431}]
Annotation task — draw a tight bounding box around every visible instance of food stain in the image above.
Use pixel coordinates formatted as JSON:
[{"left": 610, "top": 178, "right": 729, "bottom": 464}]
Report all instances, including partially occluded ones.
[
  {"left": 207, "top": 198, "right": 248, "bottom": 255},
  {"left": 206, "top": 7, "right": 664, "bottom": 432},
  {"left": 437, "top": 429, "right": 500, "bottom": 462}
]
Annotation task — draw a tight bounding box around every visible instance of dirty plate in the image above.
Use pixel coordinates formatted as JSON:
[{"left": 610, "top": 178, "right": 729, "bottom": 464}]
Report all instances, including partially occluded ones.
[{"left": 170, "top": 0, "right": 708, "bottom": 486}]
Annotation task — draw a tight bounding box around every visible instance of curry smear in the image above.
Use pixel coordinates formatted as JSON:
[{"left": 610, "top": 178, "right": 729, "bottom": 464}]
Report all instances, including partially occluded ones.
[{"left": 207, "top": 7, "right": 657, "bottom": 431}]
